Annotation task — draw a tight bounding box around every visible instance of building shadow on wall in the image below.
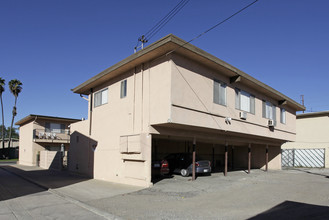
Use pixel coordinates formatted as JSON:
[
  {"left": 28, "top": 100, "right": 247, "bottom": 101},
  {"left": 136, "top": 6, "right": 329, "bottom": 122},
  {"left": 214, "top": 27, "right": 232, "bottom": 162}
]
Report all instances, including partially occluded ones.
[
  {"left": 248, "top": 201, "right": 329, "bottom": 220},
  {"left": 69, "top": 131, "right": 97, "bottom": 179}
]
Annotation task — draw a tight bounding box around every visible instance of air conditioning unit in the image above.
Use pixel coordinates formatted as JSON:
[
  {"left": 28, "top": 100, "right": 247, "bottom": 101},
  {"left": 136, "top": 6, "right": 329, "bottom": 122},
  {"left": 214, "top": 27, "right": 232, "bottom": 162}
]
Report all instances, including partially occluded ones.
[
  {"left": 268, "top": 119, "right": 275, "bottom": 127},
  {"left": 239, "top": 111, "right": 247, "bottom": 120}
]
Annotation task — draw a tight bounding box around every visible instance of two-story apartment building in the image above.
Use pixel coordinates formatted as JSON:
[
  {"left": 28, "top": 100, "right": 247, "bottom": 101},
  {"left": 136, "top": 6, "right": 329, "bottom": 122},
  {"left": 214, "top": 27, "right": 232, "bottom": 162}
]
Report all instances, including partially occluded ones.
[
  {"left": 16, "top": 114, "right": 80, "bottom": 167},
  {"left": 69, "top": 34, "right": 305, "bottom": 187}
]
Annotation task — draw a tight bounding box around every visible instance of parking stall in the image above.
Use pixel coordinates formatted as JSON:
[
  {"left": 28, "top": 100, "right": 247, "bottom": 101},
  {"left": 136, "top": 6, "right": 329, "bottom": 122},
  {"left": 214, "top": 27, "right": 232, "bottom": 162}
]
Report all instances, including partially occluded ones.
[{"left": 151, "top": 126, "right": 282, "bottom": 183}]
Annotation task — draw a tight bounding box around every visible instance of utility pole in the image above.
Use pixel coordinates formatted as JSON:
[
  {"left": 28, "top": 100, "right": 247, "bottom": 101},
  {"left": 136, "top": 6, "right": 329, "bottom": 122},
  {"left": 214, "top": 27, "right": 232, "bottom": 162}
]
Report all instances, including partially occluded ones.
[
  {"left": 300, "top": 95, "right": 305, "bottom": 113},
  {"left": 134, "top": 35, "right": 148, "bottom": 53}
]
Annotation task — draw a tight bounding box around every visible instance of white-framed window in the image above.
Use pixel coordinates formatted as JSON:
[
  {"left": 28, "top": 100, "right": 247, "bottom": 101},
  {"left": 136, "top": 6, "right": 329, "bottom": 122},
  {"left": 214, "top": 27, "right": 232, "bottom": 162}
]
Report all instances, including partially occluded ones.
[
  {"left": 45, "top": 123, "right": 65, "bottom": 133},
  {"left": 235, "top": 88, "right": 255, "bottom": 114},
  {"left": 120, "top": 80, "right": 127, "bottom": 98},
  {"left": 280, "top": 108, "right": 286, "bottom": 124},
  {"left": 262, "top": 100, "right": 277, "bottom": 122},
  {"left": 94, "top": 88, "right": 108, "bottom": 107},
  {"left": 213, "top": 79, "right": 226, "bottom": 106}
]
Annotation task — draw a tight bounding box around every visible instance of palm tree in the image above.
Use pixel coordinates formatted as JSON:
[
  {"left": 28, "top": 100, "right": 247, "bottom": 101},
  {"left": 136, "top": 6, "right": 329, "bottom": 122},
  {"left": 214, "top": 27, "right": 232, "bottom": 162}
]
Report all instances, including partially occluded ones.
[
  {"left": 7, "top": 79, "right": 22, "bottom": 149},
  {"left": 0, "top": 78, "right": 4, "bottom": 151}
]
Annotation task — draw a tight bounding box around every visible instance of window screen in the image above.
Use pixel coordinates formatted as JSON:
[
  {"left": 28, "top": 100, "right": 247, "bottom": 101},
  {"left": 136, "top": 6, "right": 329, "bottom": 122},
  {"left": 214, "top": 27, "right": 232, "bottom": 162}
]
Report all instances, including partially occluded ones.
[
  {"left": 213, "top": 79, "right": 226, "bottom": 106},
  {"left": 94, "top": 88, "right": 108, "bottom": 107}
]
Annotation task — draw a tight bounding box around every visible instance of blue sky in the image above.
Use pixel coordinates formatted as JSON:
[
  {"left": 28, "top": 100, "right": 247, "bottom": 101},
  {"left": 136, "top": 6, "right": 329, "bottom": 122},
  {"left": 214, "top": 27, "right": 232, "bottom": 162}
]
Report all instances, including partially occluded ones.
[{"left": 1, "top": 0, "right": 328, "bottom": 127}]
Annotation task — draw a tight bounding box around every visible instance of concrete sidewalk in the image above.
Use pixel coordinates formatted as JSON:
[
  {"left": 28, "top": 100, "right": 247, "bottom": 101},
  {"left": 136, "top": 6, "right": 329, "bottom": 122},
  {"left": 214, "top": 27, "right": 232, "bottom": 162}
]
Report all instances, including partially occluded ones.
[
  {"left": 0, "top": 164, "right": 144, "bottom": 219},
  {"left": 1, "top": 164, "right": 144, "bottom": 201}
]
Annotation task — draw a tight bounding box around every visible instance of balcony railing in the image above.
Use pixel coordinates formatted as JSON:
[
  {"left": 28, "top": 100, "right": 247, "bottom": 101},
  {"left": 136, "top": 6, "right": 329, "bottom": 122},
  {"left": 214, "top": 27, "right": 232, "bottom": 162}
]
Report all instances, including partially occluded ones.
[{"left": 33, "top": 129, "right": 70, "bottom": 143}]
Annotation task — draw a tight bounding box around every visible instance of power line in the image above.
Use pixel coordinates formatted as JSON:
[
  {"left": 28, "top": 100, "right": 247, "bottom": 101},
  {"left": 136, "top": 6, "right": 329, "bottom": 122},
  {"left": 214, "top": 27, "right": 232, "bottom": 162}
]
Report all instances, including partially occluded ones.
[
  {"left": 167, "top": 0, "right": 259, "bottom": 56},
  {"left": 144, "top": 0, "right": 189, "bottom": 40},
  {"left": 146, "top": 0, "right": 190, "bottom": 42},
  {"left": 135, "top": 0, "right": 190, "bottom": 52}
]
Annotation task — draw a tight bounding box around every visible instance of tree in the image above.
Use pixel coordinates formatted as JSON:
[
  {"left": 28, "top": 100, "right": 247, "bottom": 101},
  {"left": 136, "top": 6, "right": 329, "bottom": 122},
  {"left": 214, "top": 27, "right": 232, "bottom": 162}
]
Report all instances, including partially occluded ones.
[
  {"left": 0, "top": 125, "right": 18, "bottom": 139},
  {"left": 8, "top": 79, "right": 22, "bottom": 149},
  {"left": 0, "top": 78, "right": 4, "bottom": 150}
]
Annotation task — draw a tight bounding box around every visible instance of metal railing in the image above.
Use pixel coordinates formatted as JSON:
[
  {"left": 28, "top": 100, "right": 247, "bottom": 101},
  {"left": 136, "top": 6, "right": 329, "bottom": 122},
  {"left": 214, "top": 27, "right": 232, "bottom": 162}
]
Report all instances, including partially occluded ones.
[{"left": 33, "top": 129, "right": 70, "bottom": 142}]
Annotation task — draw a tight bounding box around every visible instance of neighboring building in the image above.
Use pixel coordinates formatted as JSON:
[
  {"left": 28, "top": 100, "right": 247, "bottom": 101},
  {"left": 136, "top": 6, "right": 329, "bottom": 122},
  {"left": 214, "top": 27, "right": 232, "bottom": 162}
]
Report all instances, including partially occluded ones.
[
  {"left": 0, "top": 138, "right": 19, "bottom": 148},
  {"left": 69, "top": 34, "right": 305, "bottom": 187},
  {"left": 0, "top": 138, "right": 19, "bottom": 159},
  {"left": 282, "top": 111, "right": 329, "bottom": 168},
  {"left": 15, "top": 114, "right": 80, "bottom": 167}
]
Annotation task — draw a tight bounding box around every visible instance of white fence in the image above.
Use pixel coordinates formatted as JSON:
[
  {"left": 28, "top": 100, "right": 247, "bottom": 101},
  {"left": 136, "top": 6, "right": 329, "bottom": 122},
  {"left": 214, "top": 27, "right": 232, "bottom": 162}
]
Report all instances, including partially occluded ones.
[{"left": 282, "top": 148, "right": 325, "bottom": 168}]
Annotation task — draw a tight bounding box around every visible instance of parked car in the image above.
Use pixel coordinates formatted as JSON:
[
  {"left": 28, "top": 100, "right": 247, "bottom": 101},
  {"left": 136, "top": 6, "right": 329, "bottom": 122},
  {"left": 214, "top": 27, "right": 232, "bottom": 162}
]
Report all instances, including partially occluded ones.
[
  {"left": 164, "top": 153, "right": 211, "bottom": 177},
  {"left": 152, "top": 159, "right": 170, "bottom": 176}
]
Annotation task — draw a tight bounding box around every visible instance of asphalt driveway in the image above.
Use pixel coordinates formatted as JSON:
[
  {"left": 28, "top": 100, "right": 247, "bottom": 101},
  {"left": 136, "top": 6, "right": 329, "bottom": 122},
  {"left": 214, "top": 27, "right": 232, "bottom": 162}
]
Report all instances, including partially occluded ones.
[
  {"left": 88, "top": 169, "right": 329, "bottom": 220},
  {"left": 1, "top": 163, "right": 329, "bottom": 220}
]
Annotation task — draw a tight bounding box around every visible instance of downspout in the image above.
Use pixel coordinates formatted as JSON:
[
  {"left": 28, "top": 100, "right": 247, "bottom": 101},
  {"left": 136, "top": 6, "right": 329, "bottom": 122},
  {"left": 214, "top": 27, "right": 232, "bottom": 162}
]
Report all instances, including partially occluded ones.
[
  {"left": 89, "top": 88, "right": 93, "bottom": 136},
  {"left": 33, "top": 115, "right": 38, "bottom": 139},
  {"left": 133, "top": 67, "right": 136, "bottom": 133},
  {"left": 141, "top": 63, "right": 144, "bottom": 132}
]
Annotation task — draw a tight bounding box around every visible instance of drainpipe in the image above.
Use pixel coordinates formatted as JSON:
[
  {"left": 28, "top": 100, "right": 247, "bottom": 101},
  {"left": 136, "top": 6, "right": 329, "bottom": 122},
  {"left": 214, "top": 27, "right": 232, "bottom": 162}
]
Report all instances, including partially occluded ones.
[
  {"left": 89, "top": 88, "right": 93, "bottom": 136},
  {"left": 224, "top": 141, "right": 228, "bottom": 176},
  {"left": 192, "top": 137, "right": 196, "bottom": 181}
]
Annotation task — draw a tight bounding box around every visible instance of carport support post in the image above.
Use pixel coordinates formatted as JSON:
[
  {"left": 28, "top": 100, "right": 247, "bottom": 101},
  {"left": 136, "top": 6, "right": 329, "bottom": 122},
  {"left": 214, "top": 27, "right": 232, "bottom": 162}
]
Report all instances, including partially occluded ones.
[
  {"left": 248, "top": 144, "right": 251, "bottom": 174},
  {"left": 192, "top": 138, "right": 196, "bottom": 181},
  {"left": 224, "top": 142, "right": 228, "bottom": 176},
  {"left": 265, "top": 145, "right": 269, "bottom": 171}
]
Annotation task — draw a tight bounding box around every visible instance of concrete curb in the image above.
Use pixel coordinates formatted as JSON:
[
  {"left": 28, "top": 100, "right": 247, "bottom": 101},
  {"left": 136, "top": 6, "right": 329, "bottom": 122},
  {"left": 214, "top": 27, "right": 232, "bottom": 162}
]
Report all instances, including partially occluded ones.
[{"left": 0, "top": 166, "right": 124, "bottom": 220}]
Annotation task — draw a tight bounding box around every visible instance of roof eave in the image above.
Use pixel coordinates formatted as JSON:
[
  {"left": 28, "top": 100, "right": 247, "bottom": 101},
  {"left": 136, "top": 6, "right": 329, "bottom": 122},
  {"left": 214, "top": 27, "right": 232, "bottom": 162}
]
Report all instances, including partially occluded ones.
[
  {"left": 71, "top": 34, "right": 305, "bottom": 111},
  {"left": 72, "top": 34, "right": 179, "bottom": 95},
  {"left": 15, "top": 114, "right": 81, "bottom": 126}
]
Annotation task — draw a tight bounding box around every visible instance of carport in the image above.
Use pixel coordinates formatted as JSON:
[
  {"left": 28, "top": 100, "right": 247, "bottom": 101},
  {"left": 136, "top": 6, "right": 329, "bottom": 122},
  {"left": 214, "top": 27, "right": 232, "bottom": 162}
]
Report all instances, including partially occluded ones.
[{"left": 151, "top": 124, "right": 284, "bottom": 181}]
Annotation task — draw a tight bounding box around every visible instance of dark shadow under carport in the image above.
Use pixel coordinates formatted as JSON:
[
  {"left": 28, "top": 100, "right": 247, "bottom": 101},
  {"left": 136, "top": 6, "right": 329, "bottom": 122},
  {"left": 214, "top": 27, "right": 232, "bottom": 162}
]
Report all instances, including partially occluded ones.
[{"left": 151, "top": 133, "right": 281, "bottom": 182}]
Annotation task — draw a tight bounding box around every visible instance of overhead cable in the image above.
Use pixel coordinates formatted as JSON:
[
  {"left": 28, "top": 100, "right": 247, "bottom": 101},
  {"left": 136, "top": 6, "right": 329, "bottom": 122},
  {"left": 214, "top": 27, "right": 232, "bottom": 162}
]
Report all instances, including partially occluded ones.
[
  {"left": 135, "top": 0, "right": 190, "bottom": 49},
  {"left": 167, "top": 0, "right": 259, "bottom": 55}
]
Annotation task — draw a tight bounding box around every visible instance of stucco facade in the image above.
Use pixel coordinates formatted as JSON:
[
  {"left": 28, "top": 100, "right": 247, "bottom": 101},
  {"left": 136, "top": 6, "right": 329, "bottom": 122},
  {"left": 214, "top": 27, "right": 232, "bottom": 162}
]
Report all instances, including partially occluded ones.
[
  {"left": 70, "top": 34, "right": 304, "bottom": 187},
  {"left": 282, "top": 111, "right": 329, "bottom": 167},
  {"left": 16, "top": 115, "right": 80, "bottom": 167}
]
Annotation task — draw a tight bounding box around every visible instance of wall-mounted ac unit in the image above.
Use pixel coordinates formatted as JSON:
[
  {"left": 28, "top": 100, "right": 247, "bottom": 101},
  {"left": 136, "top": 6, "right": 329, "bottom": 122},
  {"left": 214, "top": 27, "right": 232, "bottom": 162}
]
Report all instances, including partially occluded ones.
[
  {"left": 268, "top": 119, "right": 275, "bottom": 127},
  {"left": 239, "top": 111, "right": 247, "bottom": 120}
]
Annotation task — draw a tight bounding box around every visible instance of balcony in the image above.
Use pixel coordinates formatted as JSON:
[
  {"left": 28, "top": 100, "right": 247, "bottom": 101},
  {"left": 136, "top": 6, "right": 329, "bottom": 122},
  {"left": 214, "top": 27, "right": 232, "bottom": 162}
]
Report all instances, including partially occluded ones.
[{"left": 33, "top": 129, "right": 70, "bottom": 143}]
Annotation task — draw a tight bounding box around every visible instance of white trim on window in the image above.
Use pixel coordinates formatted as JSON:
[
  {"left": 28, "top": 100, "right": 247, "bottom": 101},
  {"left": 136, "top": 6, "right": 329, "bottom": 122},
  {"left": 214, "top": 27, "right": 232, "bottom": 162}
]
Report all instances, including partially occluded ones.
[
  {"left": 235, "top": 88, "right": 255, "bottom": 114},
  {"left": 120, "top": 80, "right": 127, "bottom": 99},
  {"left": 263, "top": 100, "right": 277, "bottom": 125},
  {"left": 213, "top": 79, "right": 227, "bottom": 106},
  {"left": 280, "top": 108, "right": 286, "bottom": 124},
  {"left": 94, "top": 88, "right": 108, "bottom": 107}
]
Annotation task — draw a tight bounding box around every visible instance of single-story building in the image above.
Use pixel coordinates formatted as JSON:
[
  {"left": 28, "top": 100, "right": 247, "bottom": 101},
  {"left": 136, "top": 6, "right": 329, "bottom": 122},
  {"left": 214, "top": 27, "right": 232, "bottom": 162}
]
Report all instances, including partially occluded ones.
[
  {"left": 0, "top": 138, "right": 19, "bottom": 159},
  {"left": 282, "top": 111, "right": 329, "bottom": 168}
]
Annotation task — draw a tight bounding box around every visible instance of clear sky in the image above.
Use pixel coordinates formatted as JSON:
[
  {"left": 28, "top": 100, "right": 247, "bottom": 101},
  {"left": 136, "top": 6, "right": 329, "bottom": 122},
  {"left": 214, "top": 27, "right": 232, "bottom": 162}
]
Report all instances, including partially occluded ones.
[{"left": 1, "top": 0, "right": 328, "bottom": 127}]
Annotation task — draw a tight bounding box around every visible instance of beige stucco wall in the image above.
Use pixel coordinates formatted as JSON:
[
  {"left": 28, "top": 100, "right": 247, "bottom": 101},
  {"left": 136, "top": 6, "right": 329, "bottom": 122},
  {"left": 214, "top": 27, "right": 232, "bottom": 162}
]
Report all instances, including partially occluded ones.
[
  {"left": 18, "top": 121, "right": 35, "bottom": 166},
  {"left": 69, "top": 120, "right": 94, "bottom": 176},
  {"left": 39, "top": 151, "right": 62, "bottom": 170},
  {"left": 170, "top": 54, "right": 296, "bottom": 142},
  {"left": 70, "top": 57, "right": 171, "bottom": 187},
  {"left": 295, "top": 116, "right": 329, "bottom": 143},
  {"left": 282, "top": 115, "right": 329, "bottom": 167}
]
